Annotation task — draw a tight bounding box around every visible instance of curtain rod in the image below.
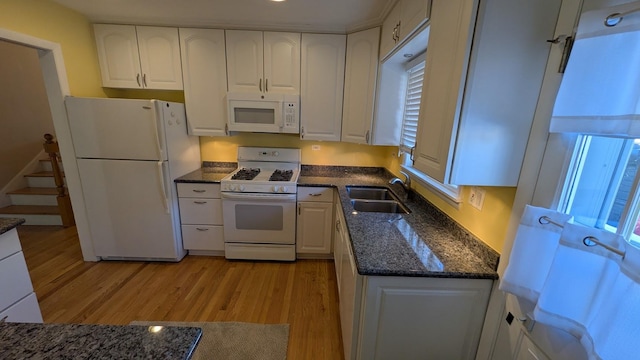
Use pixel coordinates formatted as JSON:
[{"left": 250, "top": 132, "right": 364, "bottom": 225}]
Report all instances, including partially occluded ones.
[{"left": 538, "top": 215, "right": 626, "bottom": 257}]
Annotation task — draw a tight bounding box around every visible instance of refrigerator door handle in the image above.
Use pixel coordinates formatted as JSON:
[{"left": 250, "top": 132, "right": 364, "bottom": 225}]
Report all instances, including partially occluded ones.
[
  {"left": 144, "top": 104, "right": 163, "bottom": 160},
  {"left": 157, "top": 161, "right": 170, "bottom": 214}
]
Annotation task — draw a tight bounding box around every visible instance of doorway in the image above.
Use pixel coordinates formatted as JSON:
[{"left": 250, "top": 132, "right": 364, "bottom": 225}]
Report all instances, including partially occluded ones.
[{"left": 0, "top": 28, "right": 96, "bottom": 261}]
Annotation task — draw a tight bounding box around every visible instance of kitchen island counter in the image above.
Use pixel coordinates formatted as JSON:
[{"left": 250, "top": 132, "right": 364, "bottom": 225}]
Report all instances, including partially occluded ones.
[
  {"left": 0, "top": 322, "right": 201, "bottom": 359},
  {"left": 0, "top": 218, "right": 25, "bottom": 235}
]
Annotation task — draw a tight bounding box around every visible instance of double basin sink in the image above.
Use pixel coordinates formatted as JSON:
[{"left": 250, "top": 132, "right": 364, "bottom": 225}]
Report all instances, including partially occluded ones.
[{"left": 347, "top": 186, "right": 410, "bottom": 214}]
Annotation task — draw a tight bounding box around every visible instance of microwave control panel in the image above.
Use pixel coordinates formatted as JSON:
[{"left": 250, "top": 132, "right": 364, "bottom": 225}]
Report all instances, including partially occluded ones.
[{"left": 283, "top": 102, "right": 298, "bottom": 130}]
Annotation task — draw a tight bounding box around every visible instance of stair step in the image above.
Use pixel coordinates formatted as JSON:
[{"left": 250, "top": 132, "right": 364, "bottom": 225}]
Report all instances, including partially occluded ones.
[
  {"left": 7, "top": 188, "right": 59, "bottom": 206},
  {"left": 0, "top": 205, "right": 62, "bottom": 226},
  {"left": 39, "top": 159, "right": 64, "bottom": 172},
  {"left": 25, "top": 171, "right": 65, "bottom": 188},
  {"left": 8, "top": 187, "right": 59, "bottom": 195}
]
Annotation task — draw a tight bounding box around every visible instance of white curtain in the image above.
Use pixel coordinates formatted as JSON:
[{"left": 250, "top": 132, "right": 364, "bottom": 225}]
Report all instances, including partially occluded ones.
[{"left": 549, "top": 1, "right": 640, "bottom": 137}]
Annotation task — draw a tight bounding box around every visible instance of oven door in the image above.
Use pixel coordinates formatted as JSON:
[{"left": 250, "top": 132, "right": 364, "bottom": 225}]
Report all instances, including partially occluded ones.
[{"left": 221, "top": 192, "right": 296, "bottom": 245}]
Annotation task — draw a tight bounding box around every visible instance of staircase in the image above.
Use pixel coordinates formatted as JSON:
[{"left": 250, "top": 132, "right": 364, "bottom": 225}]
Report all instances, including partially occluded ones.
[{"left": 0, "top": 134, "right": 74, "bottom": 226}]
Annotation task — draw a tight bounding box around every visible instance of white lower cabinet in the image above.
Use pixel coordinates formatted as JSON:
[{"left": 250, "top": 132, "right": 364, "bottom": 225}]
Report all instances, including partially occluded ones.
[
  {"left": 0, "top": 228, "right": 42, "bottom": 323},
  {"left": 359, "top": 276, "right": 493, "bottom": 359},
  {"left": 296, "top": 187, "right": 334, "bottom": 258},
  {"left": 334, "top": 203, "right": 493, "bottom": 359},
  {"left": 177, "top": 183, "right": 224, "bottom": 254}
]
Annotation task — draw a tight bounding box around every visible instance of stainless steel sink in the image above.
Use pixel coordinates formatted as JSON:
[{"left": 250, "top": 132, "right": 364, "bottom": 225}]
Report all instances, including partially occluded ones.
[
  {"left": 350, "top": 199, "right": 410, "bottom": 214},
  {"left": 346, "top": 186, "right": 395, "bottom": 200}
]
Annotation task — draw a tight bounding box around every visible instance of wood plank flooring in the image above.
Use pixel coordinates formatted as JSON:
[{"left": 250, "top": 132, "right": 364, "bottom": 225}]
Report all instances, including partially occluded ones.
[{"left": 17, "top": 225, "right": 344, "bottom": 359}]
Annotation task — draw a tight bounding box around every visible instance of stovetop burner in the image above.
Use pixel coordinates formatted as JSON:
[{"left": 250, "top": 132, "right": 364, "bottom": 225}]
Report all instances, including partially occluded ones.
[
  {"left": 269, "top": 169, "right": 293, "bottom": 181},
  {"left": 231, "top": 168, "right": 261, "bottom": 180}
]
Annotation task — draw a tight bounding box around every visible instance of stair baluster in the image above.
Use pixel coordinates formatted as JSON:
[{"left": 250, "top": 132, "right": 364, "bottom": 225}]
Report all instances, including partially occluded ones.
[{"left": 43, "top": 134, "right": 75, "bottom": 227}]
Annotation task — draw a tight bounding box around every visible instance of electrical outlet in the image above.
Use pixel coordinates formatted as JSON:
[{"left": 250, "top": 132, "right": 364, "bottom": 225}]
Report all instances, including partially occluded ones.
[
  {"left": 469, "top": 186, "right": 486, "bottom": 211},
  {"left": 311, "top": 145, "right": 321, "bottom": 151}
]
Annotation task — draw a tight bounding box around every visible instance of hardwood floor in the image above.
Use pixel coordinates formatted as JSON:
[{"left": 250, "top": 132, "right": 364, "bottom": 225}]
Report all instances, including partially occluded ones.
[{"left": 17, "top": 225, "right": 344, "bottom": 359}]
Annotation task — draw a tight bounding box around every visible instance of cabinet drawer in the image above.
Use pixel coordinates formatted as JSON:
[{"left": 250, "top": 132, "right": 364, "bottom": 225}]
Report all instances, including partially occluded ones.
[
  {"left": 0, "top": 228, "right": 22, "bottom": 261},
  {"left": 179, "top": 198, "right": 223, "bottom": 225},
  {"left": 0, "top": 292, "right": 42, "bottom": 323},
  {"left": 182, "top": 225, "right": 224, "bottom": 251},
  {"left": 0, "top": 252, "right": 34, "bottom": 312},
  {"left": 177, "top": 183, "right": 221, "bottom": 198},
  {"left": 298, "top": 187, "right": 333, "bottom": 202}
]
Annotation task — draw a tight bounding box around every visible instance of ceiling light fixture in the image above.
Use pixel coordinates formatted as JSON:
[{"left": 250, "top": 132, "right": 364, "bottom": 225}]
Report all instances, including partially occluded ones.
[{"left": 270, "top": 0, "right": 286, "bottom": 2}]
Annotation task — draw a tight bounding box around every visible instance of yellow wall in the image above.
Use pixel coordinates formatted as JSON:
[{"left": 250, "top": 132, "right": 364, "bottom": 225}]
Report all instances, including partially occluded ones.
[
  {"left": 0, "top": 0, "right": 105, "bottom": 97},
  {"left": 0, "top": 0, "right": 514, "bottom": 253},
  {"left": 201, "top": 134, "right": 398, "bottom": 166}
]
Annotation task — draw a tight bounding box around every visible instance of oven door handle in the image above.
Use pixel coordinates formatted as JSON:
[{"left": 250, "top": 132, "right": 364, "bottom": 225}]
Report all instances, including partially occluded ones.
[{"left": 221, "top": 192, "right": 297, "bottom": 202}]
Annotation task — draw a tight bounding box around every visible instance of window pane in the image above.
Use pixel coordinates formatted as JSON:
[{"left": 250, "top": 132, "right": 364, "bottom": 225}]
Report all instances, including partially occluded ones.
[{"left": 563, "top": 135, "right": 640, "bottom": 238}]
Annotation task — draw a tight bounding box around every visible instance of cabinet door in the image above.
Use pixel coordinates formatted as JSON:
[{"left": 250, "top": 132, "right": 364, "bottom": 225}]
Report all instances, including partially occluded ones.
[
  {"left": 179, "top": 28, "right": 228, "bottom": 136},
  {"left": 380, "top": 3, "right": 400, "bottom": 60},
  {"left": 399, "top": 0, "right": 431, "bottom": 40},
  {"left": 359, "top": 276, "right": 493, "bottom": 359},
  {"left": 340, "top": 225, "right": 361, "bottom": 360},
  {"left": 334, "top": 206, "right": 344, "bottom": 295},
  {"left": 296, "top": 201, "right": 333, "bottom": 254},
  {"left": 413, "top": 0, "right": 476, "bottom": 183},
  {"left": 300, "top": 33, "right": 346, "bottom": 141},
  {"left": 341, "top": 27, "right": 380, "bottom": 144},
  {"left": 264, "top": 32, "right": 300, "bottom": 94},
  {"left": 136, "top": 26, "right": 183, "bottom": 90},
  {"left": 0, "top": 292, "right": 42, "bottom": 323},
  {"left": 226, "top": 30, "right": 264, "bottom": 93},
  {"left": 94, "top": 24, "right": 142, "bottom": 88}
]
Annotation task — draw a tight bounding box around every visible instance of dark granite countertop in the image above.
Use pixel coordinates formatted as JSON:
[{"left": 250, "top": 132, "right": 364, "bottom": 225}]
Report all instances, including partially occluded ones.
[
  {"left": 174, "top": 163, "right": 499, "bottom": 280},
  {"left": 0, "top": 322, "right": 201, "bottom": 359},
  {"left": 0, "top": 218, "right": 25, "bottom": 236},
  {"left": 175, "top": 162, "right": 236, "bottom": 183}
]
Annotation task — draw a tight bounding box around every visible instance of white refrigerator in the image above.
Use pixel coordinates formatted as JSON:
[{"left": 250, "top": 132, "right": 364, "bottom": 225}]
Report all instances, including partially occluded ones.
[{"left": 65, "top": 97, "right": 201, "bottom": 261}]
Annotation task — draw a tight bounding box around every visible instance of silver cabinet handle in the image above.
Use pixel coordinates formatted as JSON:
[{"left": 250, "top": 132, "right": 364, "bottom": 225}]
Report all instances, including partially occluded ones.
[
  {"left": 142, "top": 73, "right": 147, "bottom": 87},
  {"left": 192, "top": 189, "right": 206, "bottom": 193},
  {"left": 225, "top": 123, "right": 229, "bottom": 135},
  {"left": 136, "top": 74, "right": 141, "bottom": 87},
  {"left": 365, "top": 130, "right": 370, "bottom": 144},
  {"left": 196, "top": 227, "right": 209, "bottom": 231},
  {"left": 309, "top": 193, "right": 322, "bottom": 197},
  {"left": 259, "top": 78, "right": 262, "bottom": 92},
  {"left": 265, "top": 78, "right": 269, "bottom": 92},
  {"left": 194, "top": 201, "right": 207, "bottom": 204},
  {"left": 336, "top": 220, "right": 340, "bottom": 232}
]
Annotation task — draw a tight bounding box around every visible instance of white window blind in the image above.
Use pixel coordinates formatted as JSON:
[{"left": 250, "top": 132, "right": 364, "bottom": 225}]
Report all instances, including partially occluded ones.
[{"left": 400, "top": 59, "right": 425, "bottom": 153}]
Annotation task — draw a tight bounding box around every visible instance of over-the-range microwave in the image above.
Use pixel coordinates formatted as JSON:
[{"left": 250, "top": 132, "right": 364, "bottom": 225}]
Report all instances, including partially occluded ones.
[{"left": 226, "top": 92, "right": 299, "bottom": 134}]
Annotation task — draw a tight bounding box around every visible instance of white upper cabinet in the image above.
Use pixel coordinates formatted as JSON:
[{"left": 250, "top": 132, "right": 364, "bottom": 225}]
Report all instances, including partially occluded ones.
[
  {"left": 380, "top": 0, "right": 431, "bottom": 60},
  {"left": 341, "top": 27, "right": 380, "bottom": 145},
  {"left": 179, "top": 28, "right": 228, "bottom": 137},
  {"left": 226, "top": 30, "right": 300, "bottom": 95},
  {"left": 300, "top": 33, "right": 346, "bottom": 141},
  {"left": 94, "top": 24, "right": 183, "bottom": 90},
  {"left": 380, "top": 3, "right": 402, "bottom": 61},
  {"left": 413, "top": 0, "right": 560, "bottom": 186}
]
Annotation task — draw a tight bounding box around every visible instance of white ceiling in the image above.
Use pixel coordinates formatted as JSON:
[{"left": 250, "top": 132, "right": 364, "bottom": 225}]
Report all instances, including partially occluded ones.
[{"left": 52, "top": 0, "right": 396, "bottom": 33}]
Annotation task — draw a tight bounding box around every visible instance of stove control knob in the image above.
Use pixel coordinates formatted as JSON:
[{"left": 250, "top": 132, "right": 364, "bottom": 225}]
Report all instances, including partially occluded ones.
[
  {"left": 274, "top": 151, "right": 279, "bottom": 156},
  {"left": 229, "top": 185, "right": 237, "bottom": 191},
  {"left": 272, "top": 185, "right": 280, "bottom": 192},
  {"left": 282, "top": 186, "right": 288, "bottom": 193},
  {"left": 239, "top": 185, "right": 246, "bottom": 192}
]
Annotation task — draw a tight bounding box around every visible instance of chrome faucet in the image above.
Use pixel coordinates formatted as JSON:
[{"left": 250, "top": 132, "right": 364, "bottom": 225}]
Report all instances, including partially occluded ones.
[{"left": 389, "top": 171, "right": 411, "bottom": 191}]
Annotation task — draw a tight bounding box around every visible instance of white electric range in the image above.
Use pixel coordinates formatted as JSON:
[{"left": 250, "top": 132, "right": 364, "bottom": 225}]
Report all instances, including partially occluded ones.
[{"left": 220, "top": 147, "right": 301, "bottom": 261}]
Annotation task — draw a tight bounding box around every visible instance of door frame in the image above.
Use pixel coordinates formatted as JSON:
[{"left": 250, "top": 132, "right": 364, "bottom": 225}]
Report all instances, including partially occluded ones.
[{"left": 0, "top": 28, "right": 97, "bottom": 261}]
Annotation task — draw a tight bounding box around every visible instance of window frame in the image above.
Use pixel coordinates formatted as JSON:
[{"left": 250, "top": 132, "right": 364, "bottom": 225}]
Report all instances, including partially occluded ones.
[{"left": 396, "top": 53, "right": 462, "bottom": 206}]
